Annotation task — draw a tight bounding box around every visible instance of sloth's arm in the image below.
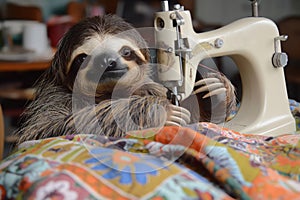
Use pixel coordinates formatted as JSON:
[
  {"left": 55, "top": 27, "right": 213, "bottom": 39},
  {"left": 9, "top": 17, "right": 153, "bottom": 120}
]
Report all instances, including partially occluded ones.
[
  {"left": 191, "top": 72, "right": 237, "bottom": 123},
  {"left": 182, "top": 73, "right": 236, "bottom": 123},
  {"left": 17, "top": 90, "right": 190, "bottom": 144},
  {"left": 15, "top": 88, "right": 74, "bottom": 143},
  {"left": 17, "top": 94, "right": 173, "bottom": 143},
  {"left": 64, "top": 95, "right": 191, "bottom": 138},
  {"left": 64, "top": 95, "right": 173, "bottom": 138}
]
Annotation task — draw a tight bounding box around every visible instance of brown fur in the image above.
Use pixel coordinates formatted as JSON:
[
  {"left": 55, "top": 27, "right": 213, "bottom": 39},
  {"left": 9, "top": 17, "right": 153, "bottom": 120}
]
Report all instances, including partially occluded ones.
[
  {"left": 15, "top": 15, "right": 236, "bottom": 144},
  {"left": 16, "top": 15, "right": 171, "bottom": 144}
]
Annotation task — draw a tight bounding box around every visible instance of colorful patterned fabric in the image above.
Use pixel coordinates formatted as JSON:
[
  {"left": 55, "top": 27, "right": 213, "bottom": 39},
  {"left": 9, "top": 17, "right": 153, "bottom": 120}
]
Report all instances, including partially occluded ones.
[
  {"left": 0, "top": 124, "right": 300, "bottom": 199},
  {"left": 290, "top": 99, "right": 300, "bottom": 131},
  {"left": 0, "top": 99, "right": 300, "bottom": 199}
]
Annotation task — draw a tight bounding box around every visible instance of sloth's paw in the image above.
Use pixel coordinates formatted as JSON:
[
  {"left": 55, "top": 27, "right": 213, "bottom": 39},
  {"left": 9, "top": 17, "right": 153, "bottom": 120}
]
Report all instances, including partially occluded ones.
[
  {"left": 165, "top": 104, "right": 191, "bottom": 126},
  {"left": 193, "top": 76, "right": 226, "bottom": 99}
]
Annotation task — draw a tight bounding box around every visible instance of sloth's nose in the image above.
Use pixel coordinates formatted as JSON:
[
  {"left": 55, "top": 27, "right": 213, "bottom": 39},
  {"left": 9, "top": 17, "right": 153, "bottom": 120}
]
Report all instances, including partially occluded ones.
[
  {"left": 97, "top": 53, "right": 118, "bottom": 70},
  {"left": 106, "top": 58, "right": 117, "bottom": 69},
  {"left": 87, "top": 52, "right": 127, "bottom": 82}
]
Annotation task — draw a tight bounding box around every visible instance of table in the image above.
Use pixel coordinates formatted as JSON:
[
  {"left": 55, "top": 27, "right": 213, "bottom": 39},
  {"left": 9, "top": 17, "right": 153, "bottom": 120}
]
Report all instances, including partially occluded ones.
[
  {"left": 0, "top": 47, "right": 55, "bottom": 72},
  {"left": 0, "top": 60, "right": 51, "bottom": 72}
]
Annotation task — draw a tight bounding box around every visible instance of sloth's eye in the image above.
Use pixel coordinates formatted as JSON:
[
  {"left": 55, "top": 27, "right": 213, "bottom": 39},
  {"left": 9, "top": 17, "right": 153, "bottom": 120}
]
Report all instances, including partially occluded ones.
[
  {"left": 69, "top": 53, "right": 88, "bottom": 77},
  {"left": 120, "top": 46, "right": 133, "bottom": 59},
  {"left": 70, "top": 53, "right": 89, "bottom": 72},
  {"left": 67, "top": 53, "right": 88, "bottom": 85},
  {"left": 73, "top": 53, "right": 88, "bottom": 67}
]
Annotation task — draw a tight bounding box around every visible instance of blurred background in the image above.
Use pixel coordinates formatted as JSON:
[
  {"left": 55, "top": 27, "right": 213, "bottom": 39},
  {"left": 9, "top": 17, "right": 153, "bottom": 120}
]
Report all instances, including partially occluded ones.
[{"left": 0, "top": 0, "right": 299, "bottom": 157}]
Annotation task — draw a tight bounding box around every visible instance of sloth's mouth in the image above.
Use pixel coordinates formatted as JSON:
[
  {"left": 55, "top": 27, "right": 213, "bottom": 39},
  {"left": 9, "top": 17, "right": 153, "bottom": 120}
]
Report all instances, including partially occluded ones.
[
  {"left": 104, "top": 66, "right": 127, "bottom": 73},
  {"left": 103, "top": 68, "right": 128, "bottom": 78},
  {"left": 86, "top": 64, "right": 128, "bottom": 82}
]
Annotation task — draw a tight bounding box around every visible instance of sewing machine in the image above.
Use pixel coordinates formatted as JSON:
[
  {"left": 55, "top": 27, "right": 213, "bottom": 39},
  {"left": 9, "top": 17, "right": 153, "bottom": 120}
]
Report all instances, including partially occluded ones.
[{"left": 154, "top": 0, "right": 296, "bottom": 136}]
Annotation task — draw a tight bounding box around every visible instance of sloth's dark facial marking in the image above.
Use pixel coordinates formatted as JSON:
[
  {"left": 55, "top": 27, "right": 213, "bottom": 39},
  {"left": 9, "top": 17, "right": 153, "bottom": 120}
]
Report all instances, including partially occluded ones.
[{"left": 64, "top": 53, "right": 89, "bottom": 88}]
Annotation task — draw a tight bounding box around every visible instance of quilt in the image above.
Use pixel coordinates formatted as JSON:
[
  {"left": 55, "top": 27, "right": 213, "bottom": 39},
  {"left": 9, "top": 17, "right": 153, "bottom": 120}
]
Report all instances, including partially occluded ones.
[{"left": 0, "top": 100, "right": 299, "bottom": 199}]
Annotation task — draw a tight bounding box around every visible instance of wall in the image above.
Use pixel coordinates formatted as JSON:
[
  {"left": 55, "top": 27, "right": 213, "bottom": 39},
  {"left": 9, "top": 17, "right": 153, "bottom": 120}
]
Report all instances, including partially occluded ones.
[
  {"left": 194, "top": 0, "right": 300, "bottom": 25},
  {"left": 193, "top": 0, "right": 300, "bottom": 101},
  {"left": 5, "top": 0, "right": 76, "bottom": 21}
]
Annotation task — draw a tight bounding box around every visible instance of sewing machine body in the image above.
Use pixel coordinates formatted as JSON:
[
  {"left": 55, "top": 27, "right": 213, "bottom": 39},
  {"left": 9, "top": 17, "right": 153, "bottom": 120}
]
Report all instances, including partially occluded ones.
[{"left": 154, "top": 7, "right": 296, "bottom": 136}]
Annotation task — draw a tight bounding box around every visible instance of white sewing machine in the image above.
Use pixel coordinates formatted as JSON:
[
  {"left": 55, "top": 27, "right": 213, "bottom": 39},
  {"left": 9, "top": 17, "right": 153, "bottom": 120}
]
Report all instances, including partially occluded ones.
[{"left": 154, "top": 0, "right": 296, "bottom": 136}]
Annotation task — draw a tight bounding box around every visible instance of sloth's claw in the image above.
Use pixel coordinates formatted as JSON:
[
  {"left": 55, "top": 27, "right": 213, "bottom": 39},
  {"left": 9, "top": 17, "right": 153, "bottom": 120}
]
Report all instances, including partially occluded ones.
[
  {"left": 168, "top": 104, "right": 191, "bottom": 119},
  {"left": 194, "top": 77, "right": 226, "bottom": 99},
  {"left": 202, "top": 88, "right": 226, "bottom": 99},
  {"left": 165, "top": 121, "right": 181, "bottom": 126},
  {"left": 193, "top": 83, "right": 224, "bottom": 95},
  {"left": 194, "top": 77, "right": 220, "bottom": 86},
  {"left": 166, "top": 116, "right": 186, "bottom": 126},
  {"left": 166, "top": 104, "right": 191, "bottom": 126}
]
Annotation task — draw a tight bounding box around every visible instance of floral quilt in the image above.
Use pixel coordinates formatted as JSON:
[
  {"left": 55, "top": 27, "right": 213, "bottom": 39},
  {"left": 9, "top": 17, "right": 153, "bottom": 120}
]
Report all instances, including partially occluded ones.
[
  {"left": 0, "top": 100, "right": 299, "bottom": 199},
  {"left": 0, "top": 124, "right": 299, "bottom": 199}
]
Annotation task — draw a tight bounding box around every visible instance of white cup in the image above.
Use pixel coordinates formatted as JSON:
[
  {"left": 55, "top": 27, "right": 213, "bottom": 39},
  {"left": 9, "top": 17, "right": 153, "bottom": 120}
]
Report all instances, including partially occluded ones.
[{"left": 23, "top": 22, "right": 49, "bottom": 53}]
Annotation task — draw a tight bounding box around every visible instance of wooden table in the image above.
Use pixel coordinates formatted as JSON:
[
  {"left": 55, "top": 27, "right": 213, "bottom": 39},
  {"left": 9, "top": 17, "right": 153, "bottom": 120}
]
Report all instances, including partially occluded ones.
[
  {"left": 0, "top": 47, "right": 55, "bottom": 72},
  {"left": 0, "top": 59, "right": 51, "bottom": 72}
]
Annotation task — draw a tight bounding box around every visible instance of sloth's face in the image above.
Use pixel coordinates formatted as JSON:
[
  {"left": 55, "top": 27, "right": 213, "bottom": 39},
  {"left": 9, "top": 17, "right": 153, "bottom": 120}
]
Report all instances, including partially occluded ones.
[{"left": 68, "top": 34, "right": 148, "bottom": 100}]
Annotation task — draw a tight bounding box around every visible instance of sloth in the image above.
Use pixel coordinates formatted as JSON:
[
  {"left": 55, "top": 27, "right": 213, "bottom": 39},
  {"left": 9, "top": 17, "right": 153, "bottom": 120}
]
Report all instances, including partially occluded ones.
[{"left": 15, "top": 15, "right": 236, "bottom": 144}]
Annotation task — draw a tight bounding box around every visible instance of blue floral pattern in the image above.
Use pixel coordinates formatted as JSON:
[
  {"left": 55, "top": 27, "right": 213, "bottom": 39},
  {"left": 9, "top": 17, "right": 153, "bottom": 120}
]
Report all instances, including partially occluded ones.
[{"left": 85, "top": 147, "right": 168, "bottom": 185}]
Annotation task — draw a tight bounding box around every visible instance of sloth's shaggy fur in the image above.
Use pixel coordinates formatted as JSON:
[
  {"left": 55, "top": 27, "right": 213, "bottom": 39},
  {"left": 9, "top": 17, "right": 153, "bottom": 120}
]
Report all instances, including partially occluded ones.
[
  {"left": 16, "top": 15, "right": 171, "bottom": 144},
  {"left": 15, "top": 15, "right": 236, "bottom": 144}
]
